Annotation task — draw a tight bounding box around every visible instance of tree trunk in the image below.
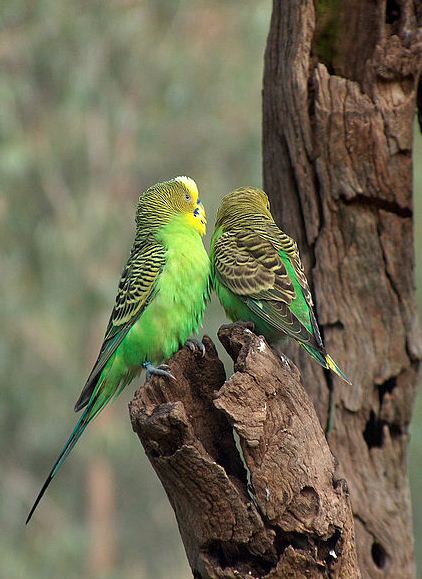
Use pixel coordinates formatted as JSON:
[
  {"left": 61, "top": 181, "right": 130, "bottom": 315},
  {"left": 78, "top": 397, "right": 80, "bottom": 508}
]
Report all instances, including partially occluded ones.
[
  {"left": 130, "top": 326, "right": 360, "bottom": 578},
  {"left": 262, "top": 1, "right": 422, "bottom": 577}
]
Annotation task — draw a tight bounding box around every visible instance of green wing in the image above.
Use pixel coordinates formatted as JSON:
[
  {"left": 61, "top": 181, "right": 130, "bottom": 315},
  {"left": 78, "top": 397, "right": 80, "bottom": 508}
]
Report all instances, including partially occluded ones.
[
  {"left": 213, "top": 227, "right": 323, "bottom": 350},
  {"left": 74, "top": 240, "right": 165, "bottom": 411}
]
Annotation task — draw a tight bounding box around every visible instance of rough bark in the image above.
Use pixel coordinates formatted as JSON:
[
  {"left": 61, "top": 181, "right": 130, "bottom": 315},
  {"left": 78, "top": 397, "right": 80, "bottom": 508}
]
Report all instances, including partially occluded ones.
[
  {"left": 263, "top": 1, "right": 422, "bottom": 577},
  {"left": 130, "top": 324, "right": 360, "bottom": 578}
]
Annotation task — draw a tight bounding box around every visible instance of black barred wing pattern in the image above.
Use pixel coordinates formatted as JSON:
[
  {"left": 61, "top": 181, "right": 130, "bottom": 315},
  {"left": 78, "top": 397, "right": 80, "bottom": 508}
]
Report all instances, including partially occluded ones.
[
  {"left": 74, "top": 240, "right": 165, "bottom": 411},
  {"left": 213, "top": 230, "right": 295, "bottom": 302},
  {"left": 109, "top": 242, "right": 165, "bottom": 328},
  {"left": 263, "top": 222, "right": 314, "bottom": 307},
  {"left": 213, "top": 227, "right": 322, "bottom": 349}
]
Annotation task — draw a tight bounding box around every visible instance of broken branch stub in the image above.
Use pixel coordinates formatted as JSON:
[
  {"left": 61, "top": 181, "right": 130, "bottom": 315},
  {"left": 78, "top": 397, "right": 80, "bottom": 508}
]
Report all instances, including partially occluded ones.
[{"left": 129, "top": 323, "right": 360, "bottom": 578}]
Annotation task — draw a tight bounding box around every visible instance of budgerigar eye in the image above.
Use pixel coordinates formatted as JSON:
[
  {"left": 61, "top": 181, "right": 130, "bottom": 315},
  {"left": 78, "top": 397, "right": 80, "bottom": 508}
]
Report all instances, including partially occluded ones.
[{"left": 185, "top": 193, "right": 191, "bottom": 201}]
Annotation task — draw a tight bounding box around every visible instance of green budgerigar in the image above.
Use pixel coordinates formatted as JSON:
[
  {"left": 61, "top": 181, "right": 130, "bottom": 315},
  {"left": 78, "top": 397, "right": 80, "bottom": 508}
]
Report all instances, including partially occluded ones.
[
  {"left": 27, "top": 176, "right": 210, "bottom": 523},
  {"left": 211, "top": 186, "right": 351, "bottom": 384}
]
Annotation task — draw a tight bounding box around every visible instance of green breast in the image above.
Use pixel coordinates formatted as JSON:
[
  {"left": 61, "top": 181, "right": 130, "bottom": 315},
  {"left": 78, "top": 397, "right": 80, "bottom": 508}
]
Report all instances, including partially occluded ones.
[{"left": 125, "top": 218, "right": 210, "bottom": 364}]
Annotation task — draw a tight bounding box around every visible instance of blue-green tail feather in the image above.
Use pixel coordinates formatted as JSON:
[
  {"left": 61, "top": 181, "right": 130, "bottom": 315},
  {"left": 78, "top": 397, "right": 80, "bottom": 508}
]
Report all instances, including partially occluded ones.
[
  {"left": 26, "top": 364, "right": 120, "bottom": 524},
  {"left": 26, "top": 399, "right": 95, "bottom": 524}
]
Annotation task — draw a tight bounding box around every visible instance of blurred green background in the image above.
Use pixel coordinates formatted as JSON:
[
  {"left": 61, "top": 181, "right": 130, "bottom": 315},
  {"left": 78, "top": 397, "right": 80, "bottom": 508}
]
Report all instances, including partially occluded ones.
[{"left": 0, "top": 1, "right": 420, "bottom": 577}]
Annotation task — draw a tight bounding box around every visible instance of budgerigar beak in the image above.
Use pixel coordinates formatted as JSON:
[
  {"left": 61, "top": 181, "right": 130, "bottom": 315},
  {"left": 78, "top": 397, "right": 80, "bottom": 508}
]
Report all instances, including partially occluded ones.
[
  {"left": 193, "top": 201, "right": 207, "bottom": 235},
  {"left": 194, "top": 202, "right": 206, "bottom": 223}
]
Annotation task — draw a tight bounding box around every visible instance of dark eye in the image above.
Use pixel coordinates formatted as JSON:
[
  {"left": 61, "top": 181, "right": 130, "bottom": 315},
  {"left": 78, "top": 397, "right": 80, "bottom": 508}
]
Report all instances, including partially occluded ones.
[{"left": 185, "top": 193, "right": 191, "bottom": 202}]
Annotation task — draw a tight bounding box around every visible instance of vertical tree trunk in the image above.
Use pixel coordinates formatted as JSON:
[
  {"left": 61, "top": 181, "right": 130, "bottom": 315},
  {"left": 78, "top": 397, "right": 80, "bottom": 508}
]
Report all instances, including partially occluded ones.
[{"left": 263, "top": 1, "right": 422, "bottom": 577}]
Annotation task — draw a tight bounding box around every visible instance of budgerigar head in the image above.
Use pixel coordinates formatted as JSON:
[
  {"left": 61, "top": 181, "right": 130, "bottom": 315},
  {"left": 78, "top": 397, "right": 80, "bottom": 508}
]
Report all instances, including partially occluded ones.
[
  {"left": 136, "top": 176, "right": 206, "bottom": 237},
  {"left": 215, "top": 187, "right": 272, "bottom": 230}
]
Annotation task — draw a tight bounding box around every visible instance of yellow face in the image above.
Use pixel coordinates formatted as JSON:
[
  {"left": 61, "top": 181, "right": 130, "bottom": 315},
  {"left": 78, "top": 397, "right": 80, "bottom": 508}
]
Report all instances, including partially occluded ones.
[{"left": 175, "top": 176, "right": 207, "bottom": 237}]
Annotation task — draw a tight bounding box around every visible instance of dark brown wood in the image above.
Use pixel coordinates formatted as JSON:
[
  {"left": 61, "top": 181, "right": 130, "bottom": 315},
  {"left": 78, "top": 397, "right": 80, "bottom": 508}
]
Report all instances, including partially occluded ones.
[
  {"left": 263, "top": 1, "right": 422, "bottom": 577},
  {"left": 130, "top": 326, "right": 360, "bottom": 578}
]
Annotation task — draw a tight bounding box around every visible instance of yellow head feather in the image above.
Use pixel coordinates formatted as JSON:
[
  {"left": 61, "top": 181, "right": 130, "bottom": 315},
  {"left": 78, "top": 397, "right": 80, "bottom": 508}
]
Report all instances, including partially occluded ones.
[
  {"left": 136, "top": 176, "right": 206, "bottom": 237},
  {"left": 175, "top": 176, "right": 199, "bottom": 203}
]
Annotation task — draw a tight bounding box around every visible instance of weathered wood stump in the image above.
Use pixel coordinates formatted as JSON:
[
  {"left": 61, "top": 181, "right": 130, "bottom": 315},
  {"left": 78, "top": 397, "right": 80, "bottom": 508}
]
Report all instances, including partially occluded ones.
[{"left": 130, "top": 324, "right": 360, "bottom": 578}]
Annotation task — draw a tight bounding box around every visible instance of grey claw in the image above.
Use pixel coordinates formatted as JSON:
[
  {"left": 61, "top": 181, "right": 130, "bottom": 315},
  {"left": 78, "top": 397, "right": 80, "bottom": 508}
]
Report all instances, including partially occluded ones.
[
  {"left": 143, "top": 362, "right": 176, "bottom": 382},
  {"left": 186, "top": 338, "right": 206, "bottom": 357},
  {"left": 157, "top": 364, "right": 171, "bottom": 371}
]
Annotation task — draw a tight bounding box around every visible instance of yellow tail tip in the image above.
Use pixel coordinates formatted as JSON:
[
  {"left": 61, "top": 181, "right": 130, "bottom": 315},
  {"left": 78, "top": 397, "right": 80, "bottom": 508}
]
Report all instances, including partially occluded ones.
[{"left": 325, "top": 355, "right": 352, "bottom": 385}]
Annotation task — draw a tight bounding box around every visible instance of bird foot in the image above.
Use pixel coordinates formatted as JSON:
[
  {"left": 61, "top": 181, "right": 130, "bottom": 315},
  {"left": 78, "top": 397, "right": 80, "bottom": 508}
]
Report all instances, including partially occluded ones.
[
  {"left": 185, "top": 338, "right": 206, "bottom": 357},
  {"left": 143, "top": 362, "right": 176, "bottom": 382}
]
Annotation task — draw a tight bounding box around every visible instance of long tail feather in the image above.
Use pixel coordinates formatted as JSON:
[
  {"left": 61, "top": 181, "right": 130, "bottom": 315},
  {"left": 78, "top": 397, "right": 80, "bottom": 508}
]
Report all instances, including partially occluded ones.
[
  {"left": 301, "top": 344, "right": 352, "bottom": 385},
  {"left": 26, "top": 399, "right": 95, "bottom": 524},
  {"left": 325, "top": 354, "right": 352, "bottom": 385}
]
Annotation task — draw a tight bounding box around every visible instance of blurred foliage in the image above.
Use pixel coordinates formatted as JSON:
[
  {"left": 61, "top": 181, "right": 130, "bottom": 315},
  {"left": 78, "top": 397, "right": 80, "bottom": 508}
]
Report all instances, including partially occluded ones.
[
  {"left": 0, "top": 1, "right": 420, "bottom": 577},
  {"left": 0, "top": 1, "right": 269, "bottom": 577}
]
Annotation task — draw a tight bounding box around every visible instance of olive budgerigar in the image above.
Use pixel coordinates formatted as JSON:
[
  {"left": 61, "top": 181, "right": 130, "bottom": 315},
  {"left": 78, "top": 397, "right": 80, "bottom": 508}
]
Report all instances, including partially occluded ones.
[
  {"left": 27, "top": 176, "right": 210, "bottom": 523},
  {"left": 211, "top": 186, "right": 351, "bottom": 385}
]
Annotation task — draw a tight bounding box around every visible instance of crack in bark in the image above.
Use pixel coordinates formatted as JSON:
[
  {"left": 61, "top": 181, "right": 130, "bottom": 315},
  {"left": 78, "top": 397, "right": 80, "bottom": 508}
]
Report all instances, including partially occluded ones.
[{"left": 342, "top": 194, "right": 412, "bottom": 217}]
